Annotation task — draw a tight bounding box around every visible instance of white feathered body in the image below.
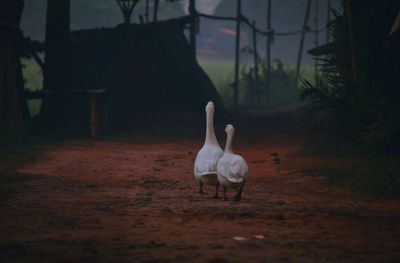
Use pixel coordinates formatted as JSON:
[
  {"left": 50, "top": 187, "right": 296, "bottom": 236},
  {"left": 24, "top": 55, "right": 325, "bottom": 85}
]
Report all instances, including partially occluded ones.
[
  {"left": 194, "top": 144, "right": 223, "bottom": 185},
  {"left": 217, "top": 152, "right": 248, "bottom": 189}
]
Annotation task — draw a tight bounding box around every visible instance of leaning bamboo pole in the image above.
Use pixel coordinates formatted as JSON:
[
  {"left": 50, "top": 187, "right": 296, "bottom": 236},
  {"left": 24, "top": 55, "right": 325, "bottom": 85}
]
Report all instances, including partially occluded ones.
[
  {"left": 233, "top": 0, "right": 242, "bottom": 109},
  {"left": 295, "top": 0, "right": 312, "bottom": 84}
]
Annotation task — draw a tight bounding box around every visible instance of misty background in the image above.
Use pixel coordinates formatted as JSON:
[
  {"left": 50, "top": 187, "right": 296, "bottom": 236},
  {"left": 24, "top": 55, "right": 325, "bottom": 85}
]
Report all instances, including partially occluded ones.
[{"left": 20, "top": 0, "right": 341, "bottom": 111}]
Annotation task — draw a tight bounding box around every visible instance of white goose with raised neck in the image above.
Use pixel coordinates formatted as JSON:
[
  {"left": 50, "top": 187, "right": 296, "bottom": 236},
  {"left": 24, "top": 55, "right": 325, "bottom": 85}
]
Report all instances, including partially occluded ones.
[
  {"left": 223, "top": 124, "right": 235, "bottom": 154},
  {"left": 204, "top": 101, "right": 220, "bottom": 147}
]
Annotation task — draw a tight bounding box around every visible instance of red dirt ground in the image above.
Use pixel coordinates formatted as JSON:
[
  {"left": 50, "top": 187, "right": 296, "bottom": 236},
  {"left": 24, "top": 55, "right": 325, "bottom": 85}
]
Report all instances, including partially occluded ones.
[{"left": 1, "top": 109, "right": 400, "bottom": 262}]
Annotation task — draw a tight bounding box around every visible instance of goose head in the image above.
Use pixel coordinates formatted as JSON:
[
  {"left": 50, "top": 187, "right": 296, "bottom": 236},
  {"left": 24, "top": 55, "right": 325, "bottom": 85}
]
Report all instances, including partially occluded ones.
[
  {"left": 223, "top": 124, "right": 235, "bottom": 153},
  {"left": 205, "top": 101, "right": 214, "bottom": 114},
  {"left": 225, "top": 124, "right": 235, "bottom": 135}
]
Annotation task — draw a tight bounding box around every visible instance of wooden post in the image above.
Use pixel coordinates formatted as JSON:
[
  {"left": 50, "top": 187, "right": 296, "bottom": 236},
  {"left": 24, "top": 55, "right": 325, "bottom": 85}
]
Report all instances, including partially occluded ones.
[
  {"left": 314, "top": 0, "right": 319, "bottom": 76},
  {"left": 326, "top": 0, "right": 331, "bottom": 43},
  {"left": 233, "top": 0, "right": 242, "bottom": 109},
  {"left": 189, "top": 0, "right": 197, "bottom": 61},
  {"left": 252, "top": 20, "right": 260, "bottom": 105},
  {"left": 345, "top": 0, "right": 358, "bottom": 83},
  {"left": 145, "top": 0, "right": 149, "bottom": 23},
  {"left": 266, "top": 0, "right": 272, "bottom": 101},
  {"left": 295, "top": 0, "right": 312, "bottom": 84},
  {"left": 153, "top": 0, "right": 159, "bottom": 22},
  {"left": 102, "top": 103, "right": 109, "bottom": 134},
  {"left": 90, "top": 93, "right": 98, "bottom": 138}
]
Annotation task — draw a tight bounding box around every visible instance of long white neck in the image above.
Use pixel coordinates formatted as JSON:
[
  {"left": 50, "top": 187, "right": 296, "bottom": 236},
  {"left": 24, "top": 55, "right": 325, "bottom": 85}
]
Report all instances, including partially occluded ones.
[
  {"left": 205, "top": 109, "right": 219, "bottom": 145},
  {"left": 224, "top": 130, "right": 234, "bottom": 153}
]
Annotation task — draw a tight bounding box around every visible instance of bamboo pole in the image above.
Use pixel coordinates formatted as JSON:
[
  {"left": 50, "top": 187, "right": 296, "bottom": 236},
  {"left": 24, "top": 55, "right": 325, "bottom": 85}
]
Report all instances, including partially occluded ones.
[
  {"left": 252, "top": 20, "right": 260, "bottom": 105},
  {"left": 326, "top": 0, "right": 331, "bottom": 43},
  {"left": 153, "top": 0, "right": 159, "bottom": 22},
  {"left": 314, "top": 0, "right": 319, "bottom": 76},
  {"left": 345, "top": 0, "right": 358, "bottom": 83},
  {"left": 295, "top": 0, "right": 312, "bottom": 84},
  {"left": 266, "top": 0, "right": 272, "bottom": 101},
  {"left": 189, "top": 0, "right": 197, "bottom": 61},
  {"left": 233, "top": 0, "right": 242, "bottom": 109}
]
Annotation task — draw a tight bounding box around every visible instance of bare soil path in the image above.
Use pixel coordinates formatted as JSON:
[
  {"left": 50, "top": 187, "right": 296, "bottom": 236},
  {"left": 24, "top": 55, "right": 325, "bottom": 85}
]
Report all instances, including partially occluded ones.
[{"left": 1, "top": 109, "right": 399, "bottom": 262}]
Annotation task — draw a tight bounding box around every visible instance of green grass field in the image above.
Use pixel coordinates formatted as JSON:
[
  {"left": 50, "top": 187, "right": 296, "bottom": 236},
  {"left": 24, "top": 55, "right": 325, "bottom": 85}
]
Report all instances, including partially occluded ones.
[{"left": 199, "top": 57, "right": 316, "bottom": 109}]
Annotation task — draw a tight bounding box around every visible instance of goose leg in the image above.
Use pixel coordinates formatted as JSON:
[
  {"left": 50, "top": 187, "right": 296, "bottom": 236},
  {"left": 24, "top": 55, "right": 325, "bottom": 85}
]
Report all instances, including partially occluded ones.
[
  {"left": 234, "top": 179, "right": 246, "bottom": 202},
  {"left": 212, "top": 184, "right": 220, "bottom": 199},
  {"left": 198, "top": 181, "right": 206, "bottom": 194},
  {"left": 223, "top": 186, "right": 228, "bottom": 201}
]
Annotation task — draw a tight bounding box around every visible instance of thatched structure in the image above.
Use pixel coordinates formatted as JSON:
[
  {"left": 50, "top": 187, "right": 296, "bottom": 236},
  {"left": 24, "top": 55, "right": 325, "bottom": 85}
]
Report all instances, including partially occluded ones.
[{"left": 39, "top": 17, "right": 222, "bottom": 130}]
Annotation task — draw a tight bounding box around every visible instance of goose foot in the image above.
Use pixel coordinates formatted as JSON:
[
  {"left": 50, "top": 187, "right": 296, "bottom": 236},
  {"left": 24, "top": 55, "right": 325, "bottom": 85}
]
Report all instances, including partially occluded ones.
[
  {"left": 223, "top": 186, "right": 228, "bottom": 201},
  {"left": 233, "top": 180, "right": 245, "bottom": 202},
  {"left": 198, "top": 182, "right": 206, "bottom": 194},
  {"left": 233, "top": 195, "right": 241, "bottom": 202},
  {"left": 212, "top": 185, "right": 220, "bottom": 199}
]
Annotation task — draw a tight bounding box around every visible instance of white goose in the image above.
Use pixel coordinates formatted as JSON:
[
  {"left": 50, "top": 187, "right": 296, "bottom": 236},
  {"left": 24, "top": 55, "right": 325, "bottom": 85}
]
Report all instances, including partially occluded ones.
[
  {"left": 217, "top": 124, "right": 248, "bottom": 202},
  {"left": 194, "top": 101, "right": 223, "bottom": 198}
]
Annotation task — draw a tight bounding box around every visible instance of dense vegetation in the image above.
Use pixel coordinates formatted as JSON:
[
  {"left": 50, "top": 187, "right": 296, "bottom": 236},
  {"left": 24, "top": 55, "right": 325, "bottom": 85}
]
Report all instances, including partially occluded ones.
[{"left": 301, "top": 0, "right": 400, "bottom": 154}]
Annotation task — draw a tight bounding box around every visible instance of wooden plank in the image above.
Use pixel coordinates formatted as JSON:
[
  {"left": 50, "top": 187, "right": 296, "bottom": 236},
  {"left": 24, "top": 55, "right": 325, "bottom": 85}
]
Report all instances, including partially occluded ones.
[{"left": 25, "top": 89, "right": 106, "bottom": 99}]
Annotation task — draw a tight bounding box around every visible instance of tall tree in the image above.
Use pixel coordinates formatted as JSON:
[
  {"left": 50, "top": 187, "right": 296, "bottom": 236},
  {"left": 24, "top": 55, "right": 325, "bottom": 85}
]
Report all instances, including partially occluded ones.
[
  {"left": 40, "top": 0, "right": 71, "bottom": 123},
  {"left": 0, "top": 0, "right": 27, "bottom": 130},
  {"left": 43, "top": 0, "right": 70, "bottom": 92}
]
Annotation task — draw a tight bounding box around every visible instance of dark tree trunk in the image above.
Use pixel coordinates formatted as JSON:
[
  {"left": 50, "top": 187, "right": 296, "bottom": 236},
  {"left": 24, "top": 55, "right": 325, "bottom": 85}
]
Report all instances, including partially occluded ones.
[
  {"left": 0, "top": 0, "right": 27, "bottom": 130},
  {"left": 43, "top": 0, "right": 70, "bottom": 91},
  {"left": 40, "top": 0, "right": 71, "bottom": 125}
]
